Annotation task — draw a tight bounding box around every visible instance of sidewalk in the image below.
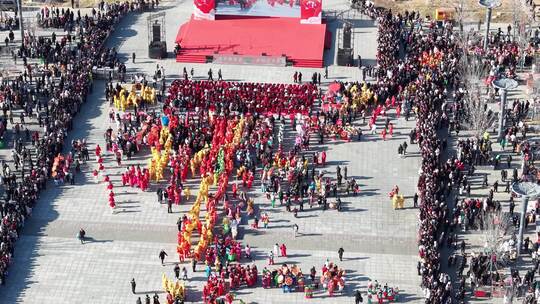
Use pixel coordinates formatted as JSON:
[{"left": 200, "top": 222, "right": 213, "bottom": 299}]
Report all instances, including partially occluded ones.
[{"left": 446, "top": 71, "right": 539, "bottom": 303}]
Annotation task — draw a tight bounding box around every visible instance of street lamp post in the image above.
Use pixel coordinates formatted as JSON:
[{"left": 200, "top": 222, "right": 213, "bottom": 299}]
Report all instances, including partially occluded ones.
[
  {"left": 492, "top": 78, "right": 519, "bottom": 141},
  {"left": 511, "top": 182, "right": 540, "bottom": 256},
  {"left": 479, "top": 0, "right": 502, "bottom": 50}
]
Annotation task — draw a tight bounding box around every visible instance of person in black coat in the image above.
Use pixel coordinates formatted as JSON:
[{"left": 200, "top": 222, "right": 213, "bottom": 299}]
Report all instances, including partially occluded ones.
[{"left": 355, "top": 290, "right": 363, "bottom": 303}]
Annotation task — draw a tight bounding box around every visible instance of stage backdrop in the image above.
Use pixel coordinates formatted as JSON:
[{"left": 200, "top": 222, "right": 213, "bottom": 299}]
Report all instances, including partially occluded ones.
[
  {"left": 215, "top": 0, "right": 301, "bottom": 17},
  {"left": 300, "top": 0, "right": 321, "bottom": 24},
  {"left": 194, "top": 0, "right": 216, "bottom": 20}
]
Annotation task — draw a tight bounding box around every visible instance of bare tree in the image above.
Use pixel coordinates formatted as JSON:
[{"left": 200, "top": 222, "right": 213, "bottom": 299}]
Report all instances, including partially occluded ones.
[
  {"left": 482, "top": 211, "right": 515, "bottom": 298},
  {"left": 482, "top": 211, "right": 514, "bottom": 268},
  {"left": 453, "top": 0, "right": 471, "bottom": 33},
  {"left": 450, "top": 0, "right": 494, "bottom": 137},
  {"left": 459, "top": 47, "right": 492, "bottom": 137},
  {"left": 513, "top": 0, "right": 534, "bottom": 71}
]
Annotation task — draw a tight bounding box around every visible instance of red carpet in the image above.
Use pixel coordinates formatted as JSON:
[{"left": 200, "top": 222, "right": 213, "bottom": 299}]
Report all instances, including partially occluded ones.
[{"left": 176, "top": 17, "right": 327, "bottom": 68}]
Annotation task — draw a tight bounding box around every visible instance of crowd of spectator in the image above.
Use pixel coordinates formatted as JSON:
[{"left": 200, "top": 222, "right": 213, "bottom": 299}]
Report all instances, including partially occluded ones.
[{"left": 0, "top": 1, "right": 143, "bottom": 285}]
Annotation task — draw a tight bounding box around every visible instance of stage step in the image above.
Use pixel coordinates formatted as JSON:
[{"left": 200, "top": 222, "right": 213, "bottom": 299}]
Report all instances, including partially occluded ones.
[
  {"left": 292, "top": 58, "right": 323, "bottom": 68},
  {"left": 176, "top": 53, "right": 207, "bottom": 63}
]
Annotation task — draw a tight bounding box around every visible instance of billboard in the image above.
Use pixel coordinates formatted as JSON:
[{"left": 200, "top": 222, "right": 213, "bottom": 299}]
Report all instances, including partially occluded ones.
[
  {"left": 300, "top": 0, "right": 321, "bottom": 24},
  {"left": 194, "top": 0, "right": 216, "bottom": 20},
  {"left": 215, "top": 0, "right": 301, "bottom": 17}
]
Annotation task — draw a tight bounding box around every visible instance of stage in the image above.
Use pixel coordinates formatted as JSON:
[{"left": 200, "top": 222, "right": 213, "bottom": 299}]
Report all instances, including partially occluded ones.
[{"left": 175, "top": 17, "right": 327, "bottom": 68}]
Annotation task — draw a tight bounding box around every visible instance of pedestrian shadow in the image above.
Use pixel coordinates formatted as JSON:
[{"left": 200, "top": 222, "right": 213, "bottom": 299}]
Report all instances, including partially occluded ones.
[
  {"left": 403, "top": 152, "right": 421, "bottom": 158},
  {"left": 343, "top": 207, "right": 367, "bottom": 212},
  {"left": 83, "top": 237, "right": 113, "bottom": 244},
  {"left": 286, "top": 253, "right": 311, "bottom": 258},
  {"left": 135, "top": 290, "right": 166, "bottom": 295},
  {"left": 357, "top": 191, "right": 377, "bottom": 197},
  {"left": 349, "top": 176, "right": 373, "bottom": 180},
  {"left": 114, "top": 209, "right": 141, "bottom": 213},
  {"left": 298, "top": 232, "right": 322, "bottom": 237},
  {"left": 345, "top": 256, "right": 369, "bottom": 261},
  {"left": 116, "top": 200, "right": 139, "bottom": 204},
  {"left": 269, "top": 224, "right": 295, "bottom": 229},
  {"left": 400, "top": 206, "right": 417, "bottom": 210},
  {"left": 325, "top": 160, "right": 350, "bottom": 166},
  {"left": 236, "top": 226, "right": 264, "bottom": 239},
  {"left": 115, "top": 204, "right": 140, "bottom": 209},
  {"left": 270, "top": 219, "right": 290, "bottom": 223},
  {"left": 187, "top": 275, "right": 208, "bottom": 282},
  {"left": 185, "top": 288, "right": 202, "bottom": 303},
  {"left": 115, "top": 192, "right": 139, "bottom": 196},
  {"left": 398, "top": 292, "right": 422, "bottom": 302}
]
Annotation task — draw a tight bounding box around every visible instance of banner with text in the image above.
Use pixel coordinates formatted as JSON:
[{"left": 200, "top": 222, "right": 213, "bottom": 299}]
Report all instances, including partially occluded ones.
[
  {"left": 300, "top": 0, "right": 321, "bottom": 24},
  {"left": 215, "top": 0, "right": 301, "bottom": 17},
  {"left": 194, "top": 0, "right": 216, "bottom": 20}
]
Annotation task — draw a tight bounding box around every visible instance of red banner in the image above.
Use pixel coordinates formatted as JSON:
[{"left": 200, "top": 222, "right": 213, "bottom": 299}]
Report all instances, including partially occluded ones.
[
  {"left": 194, "top": 0, "right": 215, "bottom": 20},
  {"left": 300, "top": 0, "right": 321, "bottom": 24}
]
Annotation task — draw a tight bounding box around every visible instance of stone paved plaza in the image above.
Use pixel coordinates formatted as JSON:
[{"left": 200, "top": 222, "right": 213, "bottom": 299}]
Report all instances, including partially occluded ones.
[{"left": 0, "top": 1, "right": 426, "bottom": 303}]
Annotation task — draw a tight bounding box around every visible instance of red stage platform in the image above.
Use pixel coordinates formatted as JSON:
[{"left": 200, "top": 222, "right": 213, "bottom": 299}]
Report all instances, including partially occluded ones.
[{"left": 175, "top": 17, "right": 327, "bottom": 68}]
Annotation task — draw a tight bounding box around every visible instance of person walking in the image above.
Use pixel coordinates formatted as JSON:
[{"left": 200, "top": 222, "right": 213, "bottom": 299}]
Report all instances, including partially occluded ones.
[
  {"left": 355, "top": 290, "right": 363, "bottom": 303},
  {"left": 182, "top": 266, "right": 188, "bottom": 280},
  {"left": 157, "top": 188, "right": 163, "bottom": 204},
  {"left": 292, "top": 223, "right": 299, "bottom": 238},
  {"left": 280, "top": 243, "right": 287, "bottom": 257},
  {"left": 324, "top": 66, "right": 328, "bottom": 79},
  {"left": 338, "top": 247, "right": 344, "bottom": 261},
  {"left": 191, "top": 257, "right": 197, "bottom": 272},
  {"left": 310, "top": 266, "right": 316, "bottom": 282},
  {"left": 362, "top": 67, "right": 367, "bottom": 81},
  {"left": 132, "top": 52, "right": 136, "bottom": 63},
  {"left": 207, "top": 68, "right": 213, "bottom": 81},
  {"left": 510, "top": 200, "right": 515, "bottom": 215},
  {"left": 174, "top": 264, "right": 180, "bottom": 279},
  {"left": 218, "top": 69, "right": 223, "bottom": 81},
  {"left": 77, "top": 228, "right": 86, "bottom": 244},
  {"left": 131, "top": 278, "right": 137, "bottom": 294},
  {"left": 176, "top": 216, "right": 182, "bottom": 231},
  {"left": 268, "top": 251, "right": 274, "bottom": 265},
  {"left": 159, "top": 250, "right": 168, "bottom": 265},
  {"left": 167, "top": 198, "right": 172, "bottom": 213}
]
